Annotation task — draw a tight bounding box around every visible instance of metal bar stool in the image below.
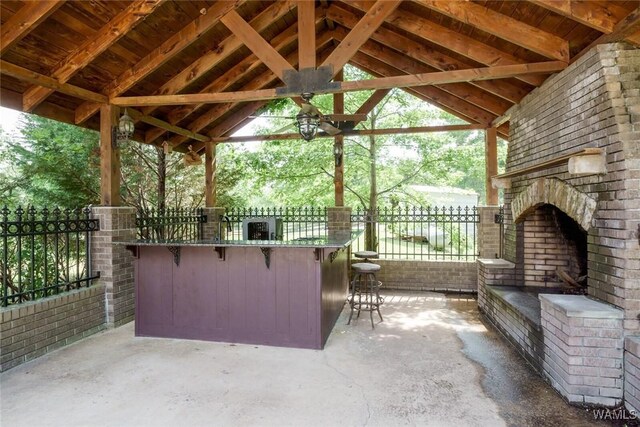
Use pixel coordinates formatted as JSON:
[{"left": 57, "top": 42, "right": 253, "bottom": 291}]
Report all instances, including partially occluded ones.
[
  {"left": 354, "top": 250, "right": 378, "bottom": 262},
  {"left": 348, "top": 262, "right": 383, "bottom": 328}
]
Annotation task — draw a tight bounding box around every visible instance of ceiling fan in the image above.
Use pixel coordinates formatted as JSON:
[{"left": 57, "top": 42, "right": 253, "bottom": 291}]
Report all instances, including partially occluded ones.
[{"left": 251, "top": 93, "right": 367, "bottom": 141}]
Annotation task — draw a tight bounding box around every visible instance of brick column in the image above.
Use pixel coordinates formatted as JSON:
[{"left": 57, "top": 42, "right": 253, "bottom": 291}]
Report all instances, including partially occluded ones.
[
  {"left": 327, "top": 207, "right": 352, "bottom": 237},
  {"left": 91, "top": 207, "right": 136, "bottom": 327},
  {"left": 201, "top": 207, "right": 225, "bottom": 240},
  {"left": 477, "top": 206, "right": 501, "bottom": 259}
]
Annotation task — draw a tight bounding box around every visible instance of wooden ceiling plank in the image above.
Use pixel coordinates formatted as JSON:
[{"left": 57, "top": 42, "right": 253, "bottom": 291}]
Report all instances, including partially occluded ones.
[
  {"left": 220, "top": 10, "right": 296, "bottom": 80},
  {"left": 572, "top": 6, "right": 640, "bottom": 62},
  {"left": 111, "top": 60, "right": 567, "bottom": 107},
  {"left": 320, "top": 0, "right": 402, "bottom": 75},
  {"left": 415, "top": 0, "right": 569, "bottom": 62},
  {"left": 327, "top": 5, "right": 528, "bottom": 103},
  {"left": 298, "top": 0, "right": 316, "bottom": 69},
  {"left": 345, "top": 0, "right": 546, "bottom": 87},
  {"left": 333, "top": 27, "right": 513, "bottom": 116},
  {"left": 0, "top": 1, "right": 65, "bottom": 54},
  {"left": 22, "top": 0, "right": 166, "bottom": 112},
  {"left": 72, "top": 0, "right": 244, "bottom": 125},
  {"left": 0, "top": 60, "right": 107, "bottom": 104},
  {"left": 211, "top": 124, "right": 487, "bottom": 143}
]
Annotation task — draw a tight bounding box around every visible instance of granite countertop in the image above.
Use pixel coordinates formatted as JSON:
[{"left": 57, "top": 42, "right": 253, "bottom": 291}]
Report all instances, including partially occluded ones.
[{"left": 114, "top": 231, "right": 362, "bottom": 249}]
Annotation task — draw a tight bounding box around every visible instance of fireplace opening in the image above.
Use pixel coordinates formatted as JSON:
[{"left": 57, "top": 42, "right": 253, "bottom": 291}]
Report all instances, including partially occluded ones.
[{"left": 521, "top": 204, "right": 588, "bottom": 293}]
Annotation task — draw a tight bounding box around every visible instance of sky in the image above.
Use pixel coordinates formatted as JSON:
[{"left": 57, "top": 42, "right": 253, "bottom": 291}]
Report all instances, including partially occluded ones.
[{"left": 0, "top": 106, "right": 23, "bottom": 136}]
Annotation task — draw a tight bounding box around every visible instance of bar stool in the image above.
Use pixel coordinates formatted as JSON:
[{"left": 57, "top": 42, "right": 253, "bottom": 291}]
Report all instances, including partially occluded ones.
[
  {"left": 348, "top": 262, "right": 383, "bottom": 328},
  {"left": 354, "top": 250, "right": 378, "bottom": 262}
]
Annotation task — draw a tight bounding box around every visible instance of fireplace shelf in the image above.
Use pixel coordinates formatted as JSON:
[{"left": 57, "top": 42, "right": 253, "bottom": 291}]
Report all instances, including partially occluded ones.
[{"left": 492, "top": 147, "right": 605, "bottom": 189}]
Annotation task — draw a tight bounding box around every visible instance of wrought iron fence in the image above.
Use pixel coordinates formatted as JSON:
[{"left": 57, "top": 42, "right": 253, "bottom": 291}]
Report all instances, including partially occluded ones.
[
  {"left": 136, "top": 207, "right": 206, "bottom": 240},
  {"left": 351, "top": 206, "right": 480, "bottom": 261},
  {"left": 495, "top": 205, "right": 505, "bottom": 258},
  {"left": 1, "top": 206, "right": 100, "bottom": 307},
  {"left": 226, "top": 207, "right": 328, "bottom": 240}
]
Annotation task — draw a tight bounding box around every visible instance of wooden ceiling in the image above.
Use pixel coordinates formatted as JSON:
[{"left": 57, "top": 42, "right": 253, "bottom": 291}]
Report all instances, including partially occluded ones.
[{"left": 1, "top": 0, "right": 639, "bottom": 149}]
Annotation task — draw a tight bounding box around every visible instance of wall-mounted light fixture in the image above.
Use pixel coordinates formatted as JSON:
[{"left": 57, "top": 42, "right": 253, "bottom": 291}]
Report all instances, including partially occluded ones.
[
  {"left": 333, "top": 141, "right": 343, "bottom": 167},
  {"left": 114, "top": 108, "right": 135, "bottom": 144}
]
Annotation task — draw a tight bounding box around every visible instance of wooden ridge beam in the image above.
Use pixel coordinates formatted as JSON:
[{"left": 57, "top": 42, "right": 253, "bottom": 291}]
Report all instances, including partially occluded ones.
[
  {"left": 0, "top": 60, "right": 107, "bottom": 104},
  {"left": 333, "top": 27, "right": 513, "bottom": 116},
  {"left": 415, "top": 0, "right": 569, "bottom": 62},
  {"left": 210, "top": 124, "right": 487, "bottom": 143},
  {"left": 345, "top": 0, "right": 547, "bottom": 87},
  {"left": 0, "top": 1, "right": 64, "bottom": 54},
  {"left": 111, "top": 61, "right": 567, "bottom": 107},
  {"left": 220, "top": 10, "right": 295, "bottom": 80},
  {"left": 320, "top": 0, "right": 401, "bottom": 76},
  {"left": 22, "top": 0, "right": 165, "bottom": 112},
  {"left": 327, "top": 5, "right": 528, "bottom": 104},
  {"left": 71, "top": 0, "right": 247, "bottom": 125},
  {"left": 298, "top": 1, "right": 317, "bottom": 70}
]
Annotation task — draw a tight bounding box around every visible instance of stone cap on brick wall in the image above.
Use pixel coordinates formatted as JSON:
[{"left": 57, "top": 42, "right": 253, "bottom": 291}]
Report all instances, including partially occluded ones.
[
  {"left": 539, "top": 294, "right": 623, "bottom": 319},
  {"left": 626, "top": 336, "right": 640, "bottom": 355},
  {"left": 477, "top": 258, "right": 515, "bottom": 269}
]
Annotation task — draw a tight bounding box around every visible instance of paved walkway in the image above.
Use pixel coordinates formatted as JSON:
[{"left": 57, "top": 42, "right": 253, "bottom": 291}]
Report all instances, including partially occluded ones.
[{"left": 1, "top": 292, "right": 607, "bottom": 426}]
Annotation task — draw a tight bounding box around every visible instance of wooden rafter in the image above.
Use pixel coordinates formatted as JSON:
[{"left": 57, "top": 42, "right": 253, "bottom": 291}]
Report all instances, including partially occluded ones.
[
  {"left": 532, "top": 0, "right": 640, "bottom": 45},
  {"left": 320, "top": 0, "right": 402, "bottom": 76},
  {"left": 333, "top": 28, "right": 513, "bottom": 116},
  {"left": 22, "top": 0, "right": 165, "bottom": 112},
  {"left": 209, "top": 124, "right": 487, "bottom": 143},
  {"left": 72, "top": 0, "right": 246, "bottom": 125},
  {"left": 573, "top": 6, "right": 640, "bottom": 62},
  {"left": 0, "top": 1, "right": 64, "bottom": 54},
  {"left": 111, "top": 61, "right": 567, "bottom": 107},
  {"left": 327, "top": 5, "right": 528, "bottom": 104},
  {"left": 298, "top": 1, "right": 316, "bottom": 70},
  {"left": 345, "top": 0, "right": 546, "bottom": 87},
  {"left": 354, "top": 89, "right": 391, "bottom": 116},
  {"left": 220, "top": 10, "right": 295, "bottom": 80},
  {"left": 414, "top": 0, "right": 569, "bottom": 62}
]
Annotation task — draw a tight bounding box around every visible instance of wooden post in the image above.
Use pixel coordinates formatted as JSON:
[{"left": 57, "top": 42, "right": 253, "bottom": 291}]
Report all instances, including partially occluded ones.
[
  {"left": 485, "top": 127, "right": 499, "bottom": 206},
  {"left": 205, "top": 140, "right": 217, "bottom": 207},
  {"left": 334, "top": 69, "right": 344, "bottom": 207},
  {"left": 99, "top": 104, "right": 120, "bottom": 206}
]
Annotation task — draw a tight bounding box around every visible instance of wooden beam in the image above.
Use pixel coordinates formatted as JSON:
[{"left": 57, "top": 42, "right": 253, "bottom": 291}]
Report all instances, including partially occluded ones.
[
  {"left": 220, "top": 10, "right": 295, "bottom": 80},
  {"left": 205, "top": 141, "right": 217, "bottom": 207},
  {"left": 119, "top": 109, "right": 210, "bottom": 143},
  {"left": 327, "top": 5, "right": 529, "bottom": 103},
  {"left": 531, "top": 0, "right": 640, "bottom": 45},
  {"left": 298, "top": 1, "right": 316, "bottom": 70},
  {"left": 72, "top": 0, "right": 246, "bottom": 124},
  {"left": 22, "top": 0, "right": 165, "bottom": 112},
  {"left": 99, "top": 104, "right": 121, "bottom": 206},
  {"left": 111, "top": 61, "right": 567, "bottom": 107},
  {"left": 346, "top": 0, "right": 546, "bottom": 87},
  {"left": 334, "top": 69, "right": 344, "bottom": 207},
  {"left": 485, "top": 128, "right": 499, "bottom": 206},
  {"left": 415, "top": 0, "right": 569, "bottom": 62},
  {"left": 333, "top": 28, "right": 513, "bottom": 116},
  {"left": 494, "top": 148, "right": 604, "bottom": 180},
  {"left": 355, "top": 89, "right": 390, "bottom": 115},
  {"left": 0, "top": 1, "right": 64, "bottom": 54},
  {"left": 210, "top": 124, "right": 486, "bottom": 143},
  {"left": 321, "top": 0, "right": 402, "bottom": 75},
  {"left": 0, "top": 60, "right": 108, "bottom": 104},
  {"left": 573, "top": 6, "right": 640, "bottom": 63}
]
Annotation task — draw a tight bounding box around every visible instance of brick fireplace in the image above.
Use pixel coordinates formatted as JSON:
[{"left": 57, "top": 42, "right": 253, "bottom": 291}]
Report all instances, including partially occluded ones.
[{"left": 478, "top": 43, "right": 640, "bottom": 408}]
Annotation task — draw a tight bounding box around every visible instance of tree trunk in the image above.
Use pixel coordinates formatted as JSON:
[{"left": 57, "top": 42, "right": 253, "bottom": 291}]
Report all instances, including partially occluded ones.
[{"left": 157, "top": 147, "right": 166, "bottom": 211}]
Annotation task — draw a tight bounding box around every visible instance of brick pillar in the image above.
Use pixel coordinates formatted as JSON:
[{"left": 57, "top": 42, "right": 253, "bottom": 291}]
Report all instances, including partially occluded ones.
[
  {"left": 202, "top": 207, "right": 225, "bottom": 240},
  {"left": 477, "top": 206, "right": 502, "bottom": 259},
  {"left": 327, "top": 206, "right": 352, "bottom": 237},
  {"left": 91, "top": 207, "right": 136, "bottom": 327}
]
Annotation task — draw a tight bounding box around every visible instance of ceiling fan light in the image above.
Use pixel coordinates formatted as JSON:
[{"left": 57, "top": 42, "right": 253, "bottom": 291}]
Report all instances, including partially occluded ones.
[{"left": 296, "top": 112, "right": 319, "bottom": 141}]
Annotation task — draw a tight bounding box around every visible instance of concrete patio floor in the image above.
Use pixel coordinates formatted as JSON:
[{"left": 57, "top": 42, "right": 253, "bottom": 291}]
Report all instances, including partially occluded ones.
[{"left": 1, "top": 292, "right": 608, "bottom": 426}]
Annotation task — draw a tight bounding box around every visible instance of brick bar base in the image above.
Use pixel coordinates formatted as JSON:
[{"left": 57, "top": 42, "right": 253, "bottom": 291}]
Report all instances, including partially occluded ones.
[
  {"left": 0, "top": 285, "right": 106, "bottom": 372},
  {"left": 91, "top": 207, "right": 136, "bottom": 327}
]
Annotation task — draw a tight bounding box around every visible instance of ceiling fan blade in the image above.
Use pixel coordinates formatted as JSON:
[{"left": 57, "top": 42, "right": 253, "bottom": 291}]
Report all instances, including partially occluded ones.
[
  {"left": 323, "top": 113, "right": 367, "bottom": 122},
  {"left": 300, "top": 102, "right": 323, "bottom": 117},
  {"left": 319, "top": 122, "right": 342, "bottom": 136},
  {"left": 248, "top": 115, "right": 295, "bottom": 119},
  {"left": 274, "top": 122, "right": 296, "bottom": 134}
]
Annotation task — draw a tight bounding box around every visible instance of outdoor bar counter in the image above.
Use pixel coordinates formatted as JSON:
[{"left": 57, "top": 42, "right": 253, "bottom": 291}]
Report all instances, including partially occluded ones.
[{"left": 117, "top": 233, "right": 359, "bottom": 349}]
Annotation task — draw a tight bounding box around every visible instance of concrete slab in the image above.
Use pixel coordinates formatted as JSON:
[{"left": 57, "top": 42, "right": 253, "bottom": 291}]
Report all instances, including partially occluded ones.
[{"left": 0, "top": 292, "right": 608, "bottom": 426}]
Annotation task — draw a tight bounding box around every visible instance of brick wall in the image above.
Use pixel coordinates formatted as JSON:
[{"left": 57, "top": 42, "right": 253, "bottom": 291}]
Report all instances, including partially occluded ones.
[
  {"left": 540, "top": 294, "right": 624, "bottom": 407},
  {"left": 477, "top": 206, "right": 501, "bottom": 259},
  {"left": 327, "top": 207, "right": 352, "bottom": 236},
  {"left": 374, "top": 259, "right": 476, "bottom": 291},
  {"left": 0, "top": 285, "right": 106, "bottom": 372},
  {"left": 503, "top": 43, "right": 640, "bottom": 330},
  {"left": 91, "top": 207, "right": 136, "bottom": 327},
  {"left": 625, "top": 337, "right": 640, "bottom": 413}
]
